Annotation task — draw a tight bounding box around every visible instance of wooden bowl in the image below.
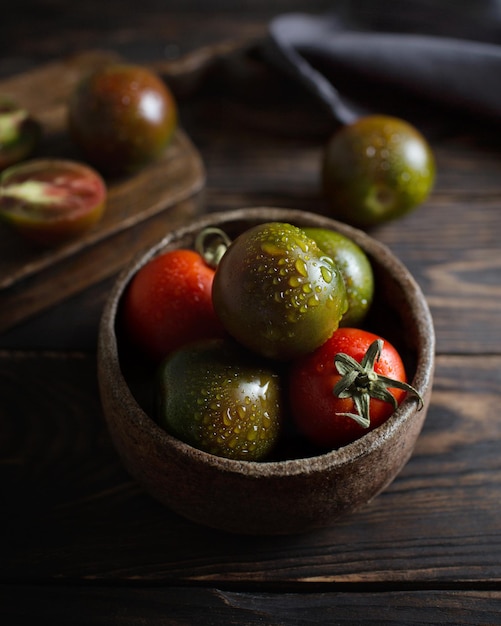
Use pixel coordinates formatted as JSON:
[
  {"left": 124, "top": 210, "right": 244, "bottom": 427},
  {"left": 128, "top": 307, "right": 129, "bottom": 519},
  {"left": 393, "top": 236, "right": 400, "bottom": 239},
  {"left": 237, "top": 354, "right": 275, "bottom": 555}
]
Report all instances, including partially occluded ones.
[{"left": 97, "top": 207, "right": 435, "bottom": 535}]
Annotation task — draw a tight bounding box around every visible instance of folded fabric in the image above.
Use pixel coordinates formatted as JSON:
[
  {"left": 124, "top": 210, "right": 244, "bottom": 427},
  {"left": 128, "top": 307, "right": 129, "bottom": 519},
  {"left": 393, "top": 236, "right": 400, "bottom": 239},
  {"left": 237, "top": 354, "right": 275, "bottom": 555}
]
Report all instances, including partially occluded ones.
[{"left": 264, "top": 10, "right": 501, "bottom": 125}]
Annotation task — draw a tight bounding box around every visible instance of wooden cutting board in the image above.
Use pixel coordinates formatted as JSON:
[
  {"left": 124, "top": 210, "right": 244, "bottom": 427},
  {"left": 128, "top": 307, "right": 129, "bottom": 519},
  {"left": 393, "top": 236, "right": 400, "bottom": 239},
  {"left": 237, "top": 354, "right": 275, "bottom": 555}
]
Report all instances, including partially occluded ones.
[{"left": 0, "top": 50, "right": 206, "bottom": 332}]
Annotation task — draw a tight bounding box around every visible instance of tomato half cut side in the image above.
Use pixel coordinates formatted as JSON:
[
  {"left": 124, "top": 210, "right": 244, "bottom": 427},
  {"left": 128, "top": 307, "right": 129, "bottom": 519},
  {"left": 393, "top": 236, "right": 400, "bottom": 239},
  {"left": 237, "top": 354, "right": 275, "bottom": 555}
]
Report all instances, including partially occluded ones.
[
  {"left": 0, "top": 158, "right": 107, "bottom": 246},
  {"left": 0, "top": 100, "right": 41, "bottom": 171}
]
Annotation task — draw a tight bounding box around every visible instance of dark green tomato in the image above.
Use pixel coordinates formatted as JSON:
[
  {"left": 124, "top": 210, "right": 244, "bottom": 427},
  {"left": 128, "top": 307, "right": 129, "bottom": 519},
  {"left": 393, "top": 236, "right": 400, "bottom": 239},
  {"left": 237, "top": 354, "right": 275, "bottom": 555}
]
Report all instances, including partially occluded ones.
[
  {"left": 157, "top": 338, "right": 283, "bottom": 461},
  {"left": 322, "top": 115, "right": 435, "bottom": 227},
  {"left": 0, "top": 100, "right": 41, "bottom": 171},
  {"left": 68, "top": 64, "right": 177, "bottom": 176},
  {"left": 303, "top": 227, "right": 374, "bottom": 326},
  {"left": 212, "top": 222, "right": 348, "bottom": 360}
]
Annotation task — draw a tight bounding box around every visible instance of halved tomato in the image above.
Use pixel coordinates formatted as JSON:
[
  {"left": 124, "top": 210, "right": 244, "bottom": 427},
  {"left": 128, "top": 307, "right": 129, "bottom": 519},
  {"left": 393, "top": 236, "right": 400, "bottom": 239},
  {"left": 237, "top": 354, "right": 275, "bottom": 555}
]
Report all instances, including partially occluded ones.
[
  {"left": 0, "top": 100, "right": 41, "bottom": 171},
  {"left": 0, "top": 158, "right": 106, "bottom": 246}
]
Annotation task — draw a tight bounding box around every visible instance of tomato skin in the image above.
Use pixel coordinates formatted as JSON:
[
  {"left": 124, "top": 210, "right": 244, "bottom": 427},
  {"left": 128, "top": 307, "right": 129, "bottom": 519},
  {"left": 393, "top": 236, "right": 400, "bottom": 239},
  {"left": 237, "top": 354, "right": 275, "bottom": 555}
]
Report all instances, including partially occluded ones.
[
  {"left": 322, "top": 115, "right": 435, "bottom": 227},
  {"left": 212, "top": 222, "right": 348, "bottom": 361},
  {"left": 0, "top": 158, "right": 106, "bottom": 246},
  {"left": 122, "top": 249, "right": 225, "bottom": 362},
  {"left": 302, "top": 227, "right": 374, "bottom": 326},
  {"left": 68, "top": 64, "right": 177, "bottom": 176},
  {"left": 157, "top": 338, "right": 283, "bottom": 461},
  {"left": 289, "top": 328, "right": 408, "bottom": 449}
]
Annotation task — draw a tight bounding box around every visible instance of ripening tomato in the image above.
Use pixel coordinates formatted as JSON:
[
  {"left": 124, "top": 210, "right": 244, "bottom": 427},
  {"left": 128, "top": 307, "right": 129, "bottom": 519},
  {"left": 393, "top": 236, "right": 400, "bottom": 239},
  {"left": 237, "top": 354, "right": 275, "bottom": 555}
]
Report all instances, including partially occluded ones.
[
  {"left": 0, "top": 158, "right": 106, "bottom": 246},
  {"left": 121, "top": 248, "right": 225, "bottom": 362},
  {"left": 68, "top": 64, "right": 177, "bottom": 176},
  {"left": 289, "top": 327, "right": 422, "bottom": 449},
  {"left": 157, "top": 338, "right": 283, "bottom": 461},
  {"left": 302, "top": 227, "right": 374, "bottom": 326},
  {"left": 212, "top": 222, "right": 348, "bottom": 361},
  {"left": 322, "top": 115, "right": 435, "bottom": 227}
]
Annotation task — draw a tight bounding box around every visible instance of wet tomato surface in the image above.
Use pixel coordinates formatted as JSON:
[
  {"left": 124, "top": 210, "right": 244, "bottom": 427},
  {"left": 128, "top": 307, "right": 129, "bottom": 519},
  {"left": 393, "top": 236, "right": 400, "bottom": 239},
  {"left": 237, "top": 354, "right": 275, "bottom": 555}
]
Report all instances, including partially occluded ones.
[
  {"left": 303, "top": 226, "right": 374, "bottom": 326},
  {"left": 212, "top": 222, "right": 348, "bottom": 360},
  {"left": 121, "top": 248, "right": 224, "bottom": 362},
  {"left": 157, "top": 338, "right": 283, "bottom": 461},
  {"left": 322, "top": 115, "right": 435, "bottom": 227}
]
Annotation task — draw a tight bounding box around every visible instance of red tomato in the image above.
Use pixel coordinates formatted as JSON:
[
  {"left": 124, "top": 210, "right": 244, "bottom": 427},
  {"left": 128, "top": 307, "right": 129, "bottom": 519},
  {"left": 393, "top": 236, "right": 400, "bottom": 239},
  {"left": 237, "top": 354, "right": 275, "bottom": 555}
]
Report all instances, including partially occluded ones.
[
  {"left": 289, "top": 327, "right": 420, "bottom": 449},
  {"left": 121, "top": 249, "right": 225, "bottom": 362}
]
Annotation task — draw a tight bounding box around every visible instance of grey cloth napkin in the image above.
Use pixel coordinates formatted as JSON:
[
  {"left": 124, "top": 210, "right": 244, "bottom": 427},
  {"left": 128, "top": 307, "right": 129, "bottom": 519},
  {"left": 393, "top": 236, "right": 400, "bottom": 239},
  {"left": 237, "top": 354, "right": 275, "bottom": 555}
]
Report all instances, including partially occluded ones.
[{"left": 265, "top": 7, "right": 501, "bottom": 125}]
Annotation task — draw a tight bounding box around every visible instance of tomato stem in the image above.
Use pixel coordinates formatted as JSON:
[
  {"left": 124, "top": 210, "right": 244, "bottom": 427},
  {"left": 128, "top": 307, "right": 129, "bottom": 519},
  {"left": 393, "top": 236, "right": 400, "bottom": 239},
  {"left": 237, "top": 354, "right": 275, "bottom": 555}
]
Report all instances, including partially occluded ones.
[
  {"left": 195, "top": 227, "right": 232, "bottom": 269},
  {"left": 332, "top": 339, "right": 423, "bottom": 428}
]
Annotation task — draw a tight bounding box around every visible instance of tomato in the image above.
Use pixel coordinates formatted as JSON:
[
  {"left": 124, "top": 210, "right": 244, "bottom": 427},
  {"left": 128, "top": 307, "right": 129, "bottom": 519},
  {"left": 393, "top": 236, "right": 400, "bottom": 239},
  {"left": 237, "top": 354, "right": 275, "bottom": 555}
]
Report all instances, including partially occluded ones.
[
  {"left": 289, "top": 328, "right": 422, "bottom": 449},
  {"left": 303, "top": 227, "right": 374, "bottom": 326},
  {"left": 0, "top": 158, "right": 106, "bottom": 246},
  {"left": 322, "top": 115, "right": 435, "bottom": 227},
  {"left": 157, "top": 338, "right": 283, "bottom": 461},
  {"left": 68, "top": 64, "right": 177, "bottom": 176},
  {"left": 122, "top": 248, "right": 225, "bottom": 362},
  {"left": 0, "top": 100, "right": 41, "bottom": 171},
  {"left": 212, "top": 222, "right": 348, "bottom": 361}
]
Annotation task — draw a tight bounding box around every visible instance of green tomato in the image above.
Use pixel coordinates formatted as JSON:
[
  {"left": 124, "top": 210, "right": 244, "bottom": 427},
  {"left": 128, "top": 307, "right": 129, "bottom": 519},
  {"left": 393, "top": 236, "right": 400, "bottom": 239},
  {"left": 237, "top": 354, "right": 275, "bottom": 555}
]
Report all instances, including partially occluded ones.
[
  {"left": 212, "top": 222, "right": 348, "bottom": 360},
  {"left": 322, "top": 115, "right": 435, "bottom": 227},
  {"left": 157, "top": 338, "right": 283, "bottom": 461},
  {"left": 303, "top": 227, "right": 374, "bottom": 326}
]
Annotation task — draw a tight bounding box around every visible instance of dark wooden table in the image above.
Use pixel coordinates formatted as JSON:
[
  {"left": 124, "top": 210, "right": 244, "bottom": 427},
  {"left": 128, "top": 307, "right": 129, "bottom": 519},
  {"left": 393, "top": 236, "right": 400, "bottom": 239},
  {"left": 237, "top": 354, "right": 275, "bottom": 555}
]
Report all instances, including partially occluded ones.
[{"left": 2, "top": 2, "right": 501, "bottom": 624}]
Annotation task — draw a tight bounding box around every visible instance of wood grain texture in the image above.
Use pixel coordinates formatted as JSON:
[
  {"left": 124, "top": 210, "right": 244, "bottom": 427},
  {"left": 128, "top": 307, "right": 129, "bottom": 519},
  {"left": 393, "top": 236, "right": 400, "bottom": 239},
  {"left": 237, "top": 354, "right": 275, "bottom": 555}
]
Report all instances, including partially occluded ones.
[{"left": 0, "top": 586, "right": 500, "bottom": 625}]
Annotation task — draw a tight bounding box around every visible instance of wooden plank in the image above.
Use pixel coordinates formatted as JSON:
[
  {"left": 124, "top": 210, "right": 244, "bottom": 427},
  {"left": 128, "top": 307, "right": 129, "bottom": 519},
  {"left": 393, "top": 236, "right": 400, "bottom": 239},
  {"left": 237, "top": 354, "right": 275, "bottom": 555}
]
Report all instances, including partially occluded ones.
[
  {"left": 1, "top": 353, "right": 500, "bottom": 584},
  {"left": 0, "top": 52, "right": 205, "bottom": 329},
  {"left": 0, "top": 585, "right": 500, "bottom": 625}
]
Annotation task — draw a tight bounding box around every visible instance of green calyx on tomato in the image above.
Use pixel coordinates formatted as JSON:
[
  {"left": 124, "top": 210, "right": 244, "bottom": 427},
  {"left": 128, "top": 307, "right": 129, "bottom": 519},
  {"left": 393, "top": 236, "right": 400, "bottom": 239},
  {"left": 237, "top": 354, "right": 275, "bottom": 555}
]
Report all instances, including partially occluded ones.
[
  {"left": 157, "top": 338, "right": 283, "bottom": 461},
  {"left": 333, "top": 338, "right": 423, "bottom": 428},
  {"left": 0, "top": 100, "right": 41, "bottom": 171},
  {"left": 289, "top": 328, "right": 421, "bottom": 449},
  {"left": 302, "top": 227, "right": 374, "bottom": 326},
  {"left": 0, "top": 158, "right": 106, "bottom": 246},
  {"left": 322, "top": 115, "right": 435, "bottom": 227},
  {"left": 211, "top": 222, "right": 348, "bottom": 360}
]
